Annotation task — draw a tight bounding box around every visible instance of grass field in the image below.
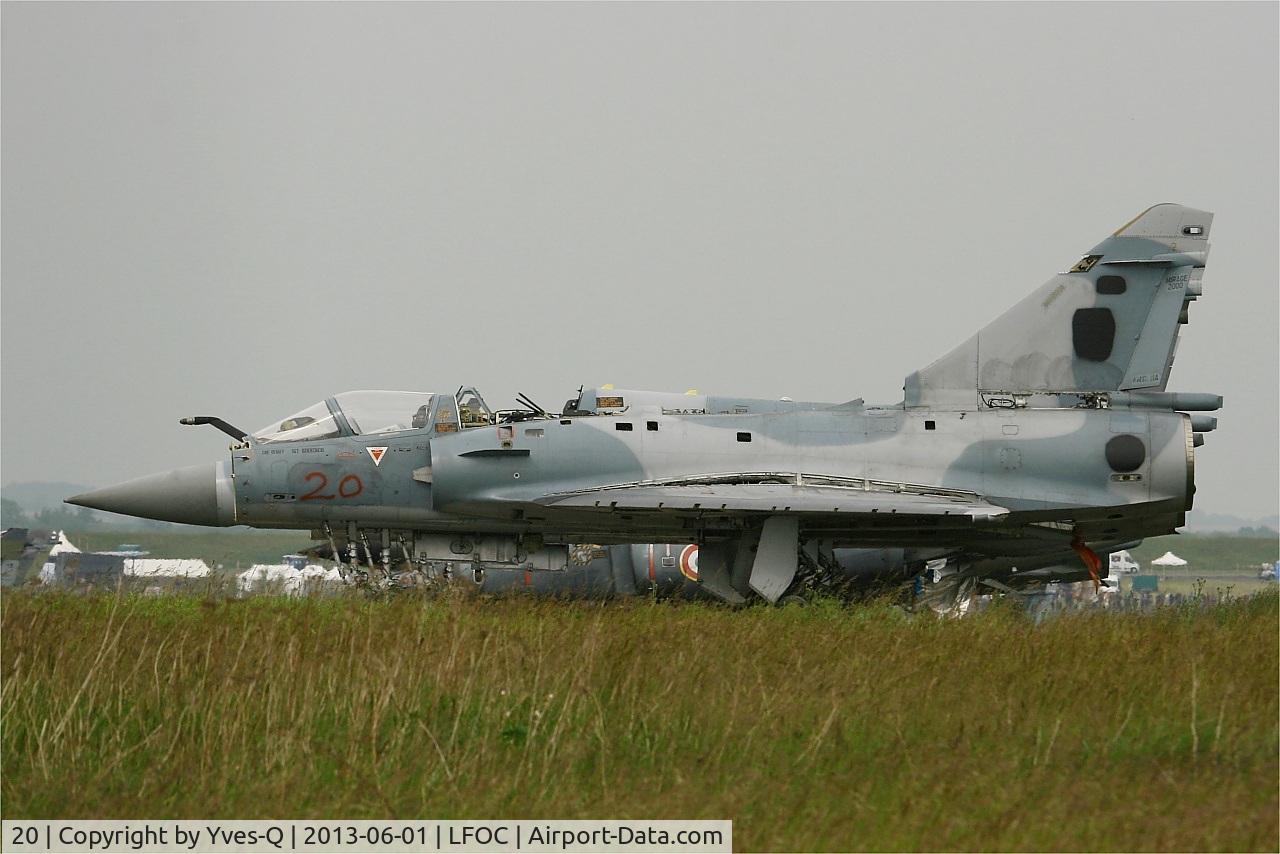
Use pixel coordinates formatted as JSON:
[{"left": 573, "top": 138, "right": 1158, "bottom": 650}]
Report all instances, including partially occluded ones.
[
  {"left": 1128, "top": 535, "right": 1277, "bottom": 574},
  {"left": 2, "top": 591, "right": 1276, "bottom": 851},
  {"left": 1117, "top": 574, "right": 1276, "bottom": 597},
  {"left": 1122, "top": 534, "right": 1277, "bottom": 596}
]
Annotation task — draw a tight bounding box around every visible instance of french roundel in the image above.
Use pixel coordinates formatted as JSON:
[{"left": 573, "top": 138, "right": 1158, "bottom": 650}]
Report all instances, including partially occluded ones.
[{"left": 679, "top": 545, "right": 699, "bottom": 581}]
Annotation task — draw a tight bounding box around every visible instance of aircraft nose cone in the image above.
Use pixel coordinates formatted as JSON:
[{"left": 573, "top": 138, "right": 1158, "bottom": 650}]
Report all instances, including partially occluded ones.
[{"left": 66, "top": 462, "right": 234, "bottom": 526}]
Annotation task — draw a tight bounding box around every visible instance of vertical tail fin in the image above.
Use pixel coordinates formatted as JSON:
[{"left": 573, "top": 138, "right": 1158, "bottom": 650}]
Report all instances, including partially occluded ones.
[{"left": 904, "top": 204, "right": 1212, "bottom": 407}]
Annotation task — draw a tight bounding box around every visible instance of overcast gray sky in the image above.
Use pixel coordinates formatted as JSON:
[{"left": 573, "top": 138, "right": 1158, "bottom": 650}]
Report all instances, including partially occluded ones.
[{"left": 3, "top": 2, "right": 1276, "bottom": 519}]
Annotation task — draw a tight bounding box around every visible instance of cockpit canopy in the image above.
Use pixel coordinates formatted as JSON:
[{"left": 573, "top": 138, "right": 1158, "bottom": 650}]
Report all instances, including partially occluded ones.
[
  {"left": 254, "top": 388, "right": 499, "bottom": 443},
  {"left": 255, "top": 391, "right": 439, "bottom": 443}
]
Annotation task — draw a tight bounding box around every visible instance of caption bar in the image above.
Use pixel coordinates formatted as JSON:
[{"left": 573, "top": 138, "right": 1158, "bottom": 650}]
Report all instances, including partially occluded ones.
[{"left": 2, "top": 820, "right": 732, "bottom": 853}]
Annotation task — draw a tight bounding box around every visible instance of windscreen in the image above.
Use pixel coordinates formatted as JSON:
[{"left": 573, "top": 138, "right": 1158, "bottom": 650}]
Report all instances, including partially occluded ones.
[
  {"left": 254, "top": 401, "right": 340, "bottom": 443},
  {"left": 332, "top": 391, "right": 436, "bottom": 436}
]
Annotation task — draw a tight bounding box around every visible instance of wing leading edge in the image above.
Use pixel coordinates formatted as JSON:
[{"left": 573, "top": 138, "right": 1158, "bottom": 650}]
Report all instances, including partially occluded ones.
[{"left": 536, "top": 483, "right": 1008, "bottom": 520}]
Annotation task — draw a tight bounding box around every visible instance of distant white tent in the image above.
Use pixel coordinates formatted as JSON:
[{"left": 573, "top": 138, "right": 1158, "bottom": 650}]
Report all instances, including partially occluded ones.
[
  {"left": 48, "top": 531, "right": 80, "bottom": 556},
  {"left": 123, "top": 558, "right": 211, "bottom": 578},
  {"left": 39, "top": 533, "right": 211, "bottom": 583},
  {"left": 39, "top": 531, "right": 82, "bottom": 583},
  {"left": 237, "top": 561, "right": 345, "bottom": 596},
  {"left": 1152, "top": 551, "right": 1188, "bottom": 567}
]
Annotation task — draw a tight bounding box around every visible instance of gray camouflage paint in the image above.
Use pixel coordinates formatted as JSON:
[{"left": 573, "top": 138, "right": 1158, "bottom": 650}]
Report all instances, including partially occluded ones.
[{"left": 68, "top": 204, "right": 1220, "bottom": 603}]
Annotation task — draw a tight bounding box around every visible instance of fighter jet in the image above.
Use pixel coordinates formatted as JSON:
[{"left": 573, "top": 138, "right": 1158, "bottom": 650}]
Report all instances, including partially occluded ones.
[{"left": 69, "top": 204, "right": 1221, "bottom": 606}]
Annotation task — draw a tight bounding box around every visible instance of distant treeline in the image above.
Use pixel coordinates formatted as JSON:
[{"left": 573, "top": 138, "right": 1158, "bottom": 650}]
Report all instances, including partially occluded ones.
[
  {"left": 1, "top": 498, "right": 101, "bottom": 532},
  {"left": 1234, "top": 526, "right": 1280, "bottom": 538},
  {"left": 1, "top": 498, "right": 213, "bottom": 534},
  {"left": 1126, "top": 532, "right": 1277, "bottom": 574}
]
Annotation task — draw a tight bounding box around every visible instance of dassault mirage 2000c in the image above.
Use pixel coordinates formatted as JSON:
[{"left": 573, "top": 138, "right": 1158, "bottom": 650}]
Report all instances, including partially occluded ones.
[{"left": 69, "top": 204, "right": 1221, "bottom": 607}]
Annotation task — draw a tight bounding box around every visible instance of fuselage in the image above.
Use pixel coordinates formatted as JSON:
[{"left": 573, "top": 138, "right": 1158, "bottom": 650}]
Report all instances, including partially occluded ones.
[{"left": 226, "top": 397, "right": 1193, "bottom": 553}]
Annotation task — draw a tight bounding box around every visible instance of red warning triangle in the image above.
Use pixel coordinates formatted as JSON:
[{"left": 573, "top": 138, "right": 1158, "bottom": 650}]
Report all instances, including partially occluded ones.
[{"left": 366, "top": 447, "right": 388, "bottom": 466}]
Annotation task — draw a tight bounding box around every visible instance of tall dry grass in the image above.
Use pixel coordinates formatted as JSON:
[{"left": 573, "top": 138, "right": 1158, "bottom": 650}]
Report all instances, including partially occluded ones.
[{"left": 2, "top": 590, "right": 1276, "bottom": 851}]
